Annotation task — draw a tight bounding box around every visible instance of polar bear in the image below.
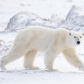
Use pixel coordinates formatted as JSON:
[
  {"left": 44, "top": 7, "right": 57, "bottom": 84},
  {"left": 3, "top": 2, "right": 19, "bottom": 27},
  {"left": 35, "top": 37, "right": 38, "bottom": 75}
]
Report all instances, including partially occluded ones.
[{"left": 0, "top": 26, "right": 84, "bottom": 71}]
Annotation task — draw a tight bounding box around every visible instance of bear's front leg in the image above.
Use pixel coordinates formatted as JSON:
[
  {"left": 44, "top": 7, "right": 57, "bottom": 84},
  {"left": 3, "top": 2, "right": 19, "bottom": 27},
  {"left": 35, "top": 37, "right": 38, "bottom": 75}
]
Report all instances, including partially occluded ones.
[
  {"left": 44, "top": 48, "right": 61, "bottom": 71},
  {"left": 62, "top": 48, "right": 84, "bottom": 71}
]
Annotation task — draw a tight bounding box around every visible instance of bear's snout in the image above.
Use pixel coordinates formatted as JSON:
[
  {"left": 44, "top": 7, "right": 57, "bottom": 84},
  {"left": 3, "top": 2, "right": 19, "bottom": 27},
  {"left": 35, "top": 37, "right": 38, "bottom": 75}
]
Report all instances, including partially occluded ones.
[{"left": 77, "top": 41, "right": 80, "bottom": 44}]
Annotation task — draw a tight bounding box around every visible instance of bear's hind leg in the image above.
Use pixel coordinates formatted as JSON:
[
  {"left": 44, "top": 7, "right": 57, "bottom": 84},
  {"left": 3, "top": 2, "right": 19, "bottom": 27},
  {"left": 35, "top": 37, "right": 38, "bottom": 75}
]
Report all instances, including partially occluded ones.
[
  {"left": 0, "top": 43, "right": 28, "bottom": 70},
  {"left": 0, "top": 50, "right": 26, "bottom": 70},
  {"left": 24, "top": 50, "right": 38, "bottom": 69},
  {"left": 62, "top": 48, "right": 84, "bottom": 71}
]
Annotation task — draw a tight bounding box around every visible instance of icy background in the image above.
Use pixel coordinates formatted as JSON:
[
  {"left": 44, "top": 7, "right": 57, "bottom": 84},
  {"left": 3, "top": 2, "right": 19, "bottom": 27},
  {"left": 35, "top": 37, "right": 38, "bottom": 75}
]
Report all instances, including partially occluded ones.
[{"left": 0, "top": 0, "right": 84, "bottom": 84}]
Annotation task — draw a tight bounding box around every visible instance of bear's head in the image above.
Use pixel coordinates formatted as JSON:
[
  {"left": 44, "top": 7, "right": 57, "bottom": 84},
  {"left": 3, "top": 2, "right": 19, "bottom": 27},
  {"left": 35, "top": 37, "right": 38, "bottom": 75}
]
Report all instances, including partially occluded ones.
[{"left": 66, "top": 31, "right": 84, "bottom": 48}]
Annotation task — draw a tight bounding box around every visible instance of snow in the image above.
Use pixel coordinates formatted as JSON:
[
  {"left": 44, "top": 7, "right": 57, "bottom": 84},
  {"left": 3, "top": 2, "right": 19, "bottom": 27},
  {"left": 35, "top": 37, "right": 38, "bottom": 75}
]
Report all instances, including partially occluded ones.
[
  {"left": 1, "top": 70, "right": 84, "bottom": 84},
  {"left": 1, "top": 0, "right": 84, "bottom": 84}
]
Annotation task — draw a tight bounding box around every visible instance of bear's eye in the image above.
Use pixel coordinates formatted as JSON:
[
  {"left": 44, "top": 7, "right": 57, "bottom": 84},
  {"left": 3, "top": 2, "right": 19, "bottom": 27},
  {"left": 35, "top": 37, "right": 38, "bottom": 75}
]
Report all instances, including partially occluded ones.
[
  {"left": 80, "top": 36, "right": 82, "bottom": 38},
  {"left": 74, "top": 36, "right": 76, "bottom": 38}
]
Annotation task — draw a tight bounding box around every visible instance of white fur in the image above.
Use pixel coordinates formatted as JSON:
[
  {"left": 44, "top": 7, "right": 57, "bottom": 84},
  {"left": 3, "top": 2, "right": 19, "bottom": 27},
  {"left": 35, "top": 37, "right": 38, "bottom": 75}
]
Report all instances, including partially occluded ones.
[{"left": 0, "top": 26, "right": 84, "bottom": 71}]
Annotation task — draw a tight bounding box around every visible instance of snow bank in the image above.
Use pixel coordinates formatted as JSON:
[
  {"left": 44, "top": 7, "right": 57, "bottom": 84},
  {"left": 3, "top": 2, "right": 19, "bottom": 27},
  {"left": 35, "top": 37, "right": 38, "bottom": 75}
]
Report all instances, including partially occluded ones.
[
  {"left": 5, "top": 5, "right": 84, "bottom": 33},
  {"left": 5, "top": 11, "right": 63, "bottom": 31},
  {"left": 59, "top": 5, "right": 84, "bottom": 32}
]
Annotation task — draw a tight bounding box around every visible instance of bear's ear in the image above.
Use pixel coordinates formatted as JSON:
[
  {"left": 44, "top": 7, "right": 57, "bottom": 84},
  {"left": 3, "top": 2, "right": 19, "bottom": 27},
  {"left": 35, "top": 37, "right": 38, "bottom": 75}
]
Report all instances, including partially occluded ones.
[
  {"left": 82, "top": 33, "right": 84, "bottom": 36},
  {"left": 69, "top": 33, "right": 71, "bottom": 36}
]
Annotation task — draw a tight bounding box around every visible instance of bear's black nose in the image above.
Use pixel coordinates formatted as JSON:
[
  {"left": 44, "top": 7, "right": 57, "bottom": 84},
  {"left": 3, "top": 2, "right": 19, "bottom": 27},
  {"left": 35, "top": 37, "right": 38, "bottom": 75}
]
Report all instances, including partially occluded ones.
[{"left": 77, "top": 41, "right": 80, "bottom": 44}]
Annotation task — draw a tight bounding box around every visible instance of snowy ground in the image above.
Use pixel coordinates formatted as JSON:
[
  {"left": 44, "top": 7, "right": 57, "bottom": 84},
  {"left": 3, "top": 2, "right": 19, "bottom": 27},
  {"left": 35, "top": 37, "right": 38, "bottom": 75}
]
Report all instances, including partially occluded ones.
[{"left": 1, "top": 0, "right": 84, "bottom": 84}]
